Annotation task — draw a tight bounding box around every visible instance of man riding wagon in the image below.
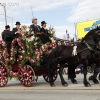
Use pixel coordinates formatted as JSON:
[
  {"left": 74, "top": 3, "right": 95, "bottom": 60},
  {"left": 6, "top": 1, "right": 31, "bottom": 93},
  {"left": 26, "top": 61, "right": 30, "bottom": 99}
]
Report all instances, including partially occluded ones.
[{"left": 30, "top": 17, "right": 51, "bottom": 44}]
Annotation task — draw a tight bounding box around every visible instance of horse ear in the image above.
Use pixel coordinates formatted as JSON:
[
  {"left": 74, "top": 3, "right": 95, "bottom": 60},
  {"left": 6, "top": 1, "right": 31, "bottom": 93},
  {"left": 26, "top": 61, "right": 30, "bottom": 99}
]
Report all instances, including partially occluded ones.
[
  {"left": 97, "top": 26, "right": 100, "bottom": 29},
  {"left": 97, "top": 26, "right": 99, "bottom": 29}
]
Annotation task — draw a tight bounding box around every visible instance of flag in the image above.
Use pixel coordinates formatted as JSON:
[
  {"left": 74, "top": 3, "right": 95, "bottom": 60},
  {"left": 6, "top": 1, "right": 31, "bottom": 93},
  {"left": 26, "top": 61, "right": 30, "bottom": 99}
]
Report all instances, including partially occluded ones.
[{"left": 66, "top": 30, "right": 69, "bottom": 40}]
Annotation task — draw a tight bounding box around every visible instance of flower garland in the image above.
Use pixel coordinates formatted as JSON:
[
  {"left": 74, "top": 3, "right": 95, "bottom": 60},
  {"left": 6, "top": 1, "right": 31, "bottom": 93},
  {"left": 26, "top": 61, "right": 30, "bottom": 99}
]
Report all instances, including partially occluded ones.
[
  {"left": 2, "top": 39, "right": 18, "bottom": 70},
  {"left": 24, "top": 39, "right": 43, "bottom": 66},
  {"left": 0, "top": 38, "right": 25, "bottom": 70},
  {"left": 47, "top": 26, "right": 56, "bottom": 37},
  {"left": 41, "top": 41, "right": 57, "bottom": 52},
  {"left": 26, "top": 48, "right": 42, "bottom": 66},
  {"left": 1, "top": 37, "right": 57, "bottom": 69},
  {"left": 10, "top": 71, "right": 19, "bottom": 79},
  {"left": 0, "top": 40, "right": 3, "bottom": 53},
  {"left": 21, "top": 25, "right": 43, "bottom": 66},
  {"left": 21, "top": 25, "right": 34, "bottom": 38}
]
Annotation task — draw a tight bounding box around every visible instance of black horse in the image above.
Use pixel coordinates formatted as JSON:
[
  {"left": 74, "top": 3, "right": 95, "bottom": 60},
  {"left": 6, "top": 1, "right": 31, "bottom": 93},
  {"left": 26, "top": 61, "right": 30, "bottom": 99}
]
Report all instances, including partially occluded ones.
[
  {"left": 68, "top": 45, "right": 100, "bottom": 84},
  {"left": 48, "top": 27, "right": 100, "bottom": 87},
  {"left": 88, "top": 53, "right": 100, "bottom": 81},
  {"left": 71, "top": 49, "right": 100, "bottom": 84}
]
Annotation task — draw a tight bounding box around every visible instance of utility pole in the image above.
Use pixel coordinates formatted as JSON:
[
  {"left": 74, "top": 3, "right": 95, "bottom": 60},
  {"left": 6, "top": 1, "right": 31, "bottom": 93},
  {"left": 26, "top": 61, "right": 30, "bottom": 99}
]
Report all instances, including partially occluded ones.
[
  {"left": 0, "top": 14, "right": 13, "bottom": 29},
  {"left": 0, "top": 3, "right": 7, "bottom": 25}
]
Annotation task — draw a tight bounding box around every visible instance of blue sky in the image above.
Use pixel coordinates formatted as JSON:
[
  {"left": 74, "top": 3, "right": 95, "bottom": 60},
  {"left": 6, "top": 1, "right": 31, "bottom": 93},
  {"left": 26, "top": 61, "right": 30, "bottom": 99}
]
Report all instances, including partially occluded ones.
[{"left": 0, "top": 0, "right": 100, "bottom": 39}]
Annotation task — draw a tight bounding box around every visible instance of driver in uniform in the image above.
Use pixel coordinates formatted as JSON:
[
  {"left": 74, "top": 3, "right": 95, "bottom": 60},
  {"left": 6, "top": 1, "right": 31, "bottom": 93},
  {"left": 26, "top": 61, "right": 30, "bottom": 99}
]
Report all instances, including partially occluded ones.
[{"left": 2, "top": 25, "right": 20, "bottom": 48}]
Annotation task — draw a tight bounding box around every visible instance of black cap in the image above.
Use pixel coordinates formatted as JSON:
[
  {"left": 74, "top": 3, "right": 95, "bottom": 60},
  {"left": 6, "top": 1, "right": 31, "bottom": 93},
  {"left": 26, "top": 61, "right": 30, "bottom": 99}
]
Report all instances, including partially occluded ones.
[
  {"left": 5, "top": 25, "right": 10, "bottom": 29},
  {"left": 41, "top": 21, "right": 47, "bottom": 26},
  {"left": 15, "top": 21, "right": 21, "bottom": 25}
]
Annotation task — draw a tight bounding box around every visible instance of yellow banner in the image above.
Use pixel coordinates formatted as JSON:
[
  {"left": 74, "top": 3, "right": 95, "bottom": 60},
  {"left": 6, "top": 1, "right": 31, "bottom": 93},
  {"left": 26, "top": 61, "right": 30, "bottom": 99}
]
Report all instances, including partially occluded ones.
[{"left": 76, "top": 18, "right": 100, "bottom": 39}]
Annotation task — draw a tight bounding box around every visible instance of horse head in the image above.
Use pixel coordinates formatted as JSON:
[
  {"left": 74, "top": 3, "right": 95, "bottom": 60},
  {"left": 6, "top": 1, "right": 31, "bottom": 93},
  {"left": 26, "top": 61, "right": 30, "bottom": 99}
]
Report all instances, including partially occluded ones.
[{"left": 81, "top": 26, "right": 100, "bottom": 47}]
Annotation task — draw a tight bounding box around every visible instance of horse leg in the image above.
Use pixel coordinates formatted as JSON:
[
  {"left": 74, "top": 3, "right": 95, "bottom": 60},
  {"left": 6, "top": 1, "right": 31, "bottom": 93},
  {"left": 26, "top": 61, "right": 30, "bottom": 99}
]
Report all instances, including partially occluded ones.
[
  {"left": 83, "top": 60, "right": 91, "bottom": 87},
  {"left": 88, "top": 65, "right": 99, "bottom": 83},
  {"left": 92, "top": 64, "right": 99, "bottom": 84},
  {"left": 48, "top": 66, "right": 55, "bottom": 87},
  {"left": 68, "top": 66, "right": 77, "bottom": 84},
  {"left": 58, "top": 66, "right": 68, "bottom": 86}
]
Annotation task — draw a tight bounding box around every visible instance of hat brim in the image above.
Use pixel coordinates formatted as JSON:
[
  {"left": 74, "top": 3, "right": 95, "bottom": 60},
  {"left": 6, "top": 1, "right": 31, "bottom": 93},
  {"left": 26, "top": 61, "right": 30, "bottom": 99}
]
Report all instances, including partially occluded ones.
[
  {"left": 41, "top": 22, "right": 47, "bottom": 26},
  {"left": 5, "top": 26, "right": 10, "bottom": 29}
]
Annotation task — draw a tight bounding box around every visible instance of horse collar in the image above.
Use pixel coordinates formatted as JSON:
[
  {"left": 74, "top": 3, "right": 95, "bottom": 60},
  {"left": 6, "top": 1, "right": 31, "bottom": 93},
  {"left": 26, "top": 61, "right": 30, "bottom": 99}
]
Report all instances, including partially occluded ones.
[{"left": 83, "top": 40, "right": 95, "bottom": 52}]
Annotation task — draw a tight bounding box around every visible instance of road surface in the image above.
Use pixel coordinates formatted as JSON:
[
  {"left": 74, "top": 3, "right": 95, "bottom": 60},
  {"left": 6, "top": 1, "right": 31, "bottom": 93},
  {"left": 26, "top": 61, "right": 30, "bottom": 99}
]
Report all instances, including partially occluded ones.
[{"left": 0, "top": 74, "right": 100, "bottom": 100}]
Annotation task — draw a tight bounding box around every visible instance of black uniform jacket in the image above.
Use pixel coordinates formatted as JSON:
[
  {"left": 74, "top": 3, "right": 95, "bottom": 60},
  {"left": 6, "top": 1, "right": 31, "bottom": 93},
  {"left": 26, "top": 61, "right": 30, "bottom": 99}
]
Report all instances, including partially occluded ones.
[
  {"left": 12, "top": 28, "right": 20, "bottom": 38},
  {"left": 2, "top": 30, "right": 18, "bottom": 47},
  {"left": 40, "top": 27, "right": 51, "bottom": 44},
  {"left": 30, "top": 24, "right": 41, "bottom": 35}
]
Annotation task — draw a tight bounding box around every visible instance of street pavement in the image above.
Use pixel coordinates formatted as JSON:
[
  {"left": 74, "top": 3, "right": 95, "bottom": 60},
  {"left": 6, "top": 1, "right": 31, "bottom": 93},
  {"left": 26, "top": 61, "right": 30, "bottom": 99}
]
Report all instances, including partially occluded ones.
[
  {"left": 0, "top": 74, "right": 100, "bottom": 100},
  {"left": 0, "top": 73, "right": 100, "bottom": 90},
  {"left": 0, "top": 90, "right": 100, "bottom": 100}
]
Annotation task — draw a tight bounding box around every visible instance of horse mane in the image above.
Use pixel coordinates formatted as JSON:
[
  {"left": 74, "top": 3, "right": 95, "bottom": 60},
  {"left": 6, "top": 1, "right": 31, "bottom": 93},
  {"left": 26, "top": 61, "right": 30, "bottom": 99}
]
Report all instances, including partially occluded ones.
[{"left": 81, "top": 28, "right": 98, "bottom": 42}]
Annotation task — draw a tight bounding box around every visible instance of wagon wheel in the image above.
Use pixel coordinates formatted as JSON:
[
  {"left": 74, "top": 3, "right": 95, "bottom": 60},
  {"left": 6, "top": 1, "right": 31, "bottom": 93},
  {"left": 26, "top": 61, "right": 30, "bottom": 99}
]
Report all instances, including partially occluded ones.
[
  {"left": 18, "top": 65, "right": 35, "bottom": 87},
  {"left": 0, "top": 62, "right": 9, "bottom": 87},
  {"left": 43, "top": 70, "right": 58, "bottom": 83}
]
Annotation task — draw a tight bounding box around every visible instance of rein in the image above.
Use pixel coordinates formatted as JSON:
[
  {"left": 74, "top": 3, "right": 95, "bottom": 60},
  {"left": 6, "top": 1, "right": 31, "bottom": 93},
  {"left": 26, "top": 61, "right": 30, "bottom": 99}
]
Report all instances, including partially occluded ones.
[{"left": 54, "top": 41, "right": 97, "bottom": 62}]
